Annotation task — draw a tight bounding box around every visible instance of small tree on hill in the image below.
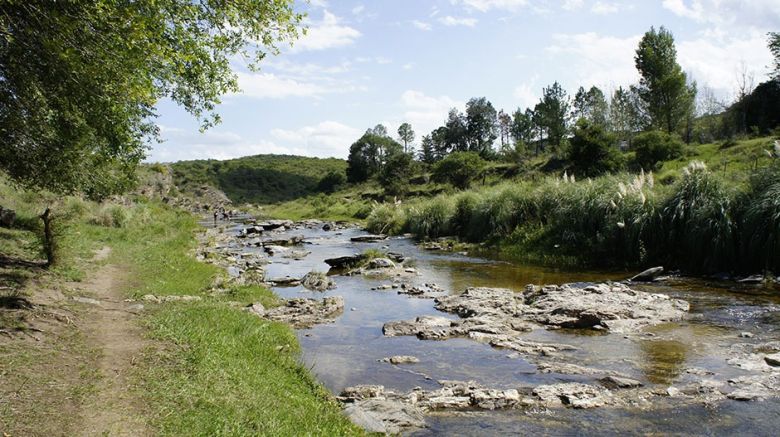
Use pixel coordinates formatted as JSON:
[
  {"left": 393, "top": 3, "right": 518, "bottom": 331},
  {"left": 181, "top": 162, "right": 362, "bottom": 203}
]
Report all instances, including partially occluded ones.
[
  {"left": 397, "top": 123, "right": 415, "bottom": 153},
  {"left": 317, "top": 170, "right": 346, "bottom": 193},
  {"left": 432, "top": 152, "right": 486, "bottom": 189},
  {"left": 567, "top": 119, "right": 623, "bottom": 177},
  {"left": 380, "top": 152, "right": 413, "bottom": 196},
  {"left": 632, "top": 130, "right": 684, "bottom": 170}
]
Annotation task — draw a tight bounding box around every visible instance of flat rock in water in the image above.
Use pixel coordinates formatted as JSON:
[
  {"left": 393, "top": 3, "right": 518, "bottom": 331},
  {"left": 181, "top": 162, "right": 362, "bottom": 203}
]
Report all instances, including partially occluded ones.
[
  {"left": 257, "top": 220, "right": 293, "bottom": 231},
  {"left": 738, "top": 274, "right": 765, "bottom": 284},
  {"left": 629, "top": 266, "right": 664, "bottom": 282},
  {"left": 600, "top": 376, "right": 643, "bottom": 389},
  {"left": 259, "top": 296, "right": 344, "bottom": 328},
  {"left": 301, "top": 271, "right": 336, "bottom": 291},
  {"left": 367, "top": 258, "right": 395, "bottom": 269},
  {"left": 533, "top": 383, "right": 613, "bottom": 409},
  {"left": 324, "top": 254, "right": 366, "bottom": 269},
  {"left": 765, "top": 353, "right": 780, "bottom": 367},
  {"left": 344, "top": 398, "right": 426, "bottom": 435},
  {"left": 350, "top": 234, "right": 387, "bottom": 242},
  {"left": 380, "top": 355, "right": 420, "bottom": 365},
  {"left": 268, "top": 276, "right": 301, "bottom": 286}
]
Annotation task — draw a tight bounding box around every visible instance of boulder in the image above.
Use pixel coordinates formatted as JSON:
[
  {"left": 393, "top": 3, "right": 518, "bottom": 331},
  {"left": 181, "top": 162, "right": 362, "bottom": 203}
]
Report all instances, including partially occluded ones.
[
  {"left": 350, "top": 234, "right": 388, "bottom": 242},
  {"left": 340, "top": 385, "right": 385, "bottom": 401},
  {"left": 258, "top": 296, "right": 344, "bottom": 328},
  {"left": 765, "top": 353, "right": 780, "bottom": 367},
  {"left": 380, "top": 355, "right": 420, "bottom": 365},
  {"left": 0, "top": 207, "right": 16, "bottom": 228},
  {"left": 367, "top": 258, "right": 395, "bottom": 269},
  {"left": 343, "top": 398, "right": 426, "bottom": 434},
  {"left": 301, "top": 271, "right": 336, "bottom": 291},
  {"left": 629, "top": 266, "right": 664, "bottom": 282},
  {"left": 599, "top": 376, "right": 643, "bottom": 389},
  {"left": 257, "top": 220, "right": 293, "bottom": 231},
  {"left": 268, "top": 276, "right": 301, "bottom": 287},
  {"left": 533, "top": 383, "right": 613, "bottom": 409},
  {"left": 324, "top": 254, "right": 366, "bottom": 269}
]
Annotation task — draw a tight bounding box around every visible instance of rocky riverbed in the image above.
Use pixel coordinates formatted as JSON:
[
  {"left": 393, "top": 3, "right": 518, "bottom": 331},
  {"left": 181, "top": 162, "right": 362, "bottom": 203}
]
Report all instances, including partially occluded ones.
[{"left": 195, "top": 216, "right": 780, "bottom": 435}]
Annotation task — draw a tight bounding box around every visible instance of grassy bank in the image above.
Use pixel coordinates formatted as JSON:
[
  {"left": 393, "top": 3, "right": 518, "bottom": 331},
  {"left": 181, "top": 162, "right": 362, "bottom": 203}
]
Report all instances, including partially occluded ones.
[
  {"left": 0, "top": 178, "right": 361, "bottom": 435},
  {"left": 365, "top": 159, "right": 780, "bottom": 275}
]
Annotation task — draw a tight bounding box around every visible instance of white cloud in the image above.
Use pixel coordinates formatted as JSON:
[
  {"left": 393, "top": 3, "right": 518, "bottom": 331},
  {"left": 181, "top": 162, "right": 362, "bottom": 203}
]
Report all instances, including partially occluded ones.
[
  {"left": 271, "top": 121, "right": 361, "bottom": 157},
  {"left": 400, "top": 90, "right": 465, "bottom": 135},
  {"left": 661, "top": 0, "right": 780, "bottom": 30},
  {"left": 308, "top": 0, "right": 328, "bottom": 8},
  {"left": 291, "top": 10, "right": 361, "bottom": 52},
  {"left": 403, "top": 63, "right": 414, "bottom": 70},
  {"left": 678, "top": 31, "right": 773, "bottom": 94},
  {"left": 591, "top": 1, "right": 620, "bottom": 14},
  {"left": 439, "top": 16, "right": 478, "bottom": 27},
  {"left": 375, "top": 56, "right": 393, "bottom": 65},
  {"left": 546, "top": 32, "right": 641, "bottom": 89},
  {"left": 562, "top": 0, "right": 584, "bottom": 11},
  {"left": 454, "top": 0, "right": 528, "bottom": 12},
  {"left": 150, "top": 127, "right": 299, "bottom": 162},
  {"left": 351, "top": 5, "right": 364, "bottom": 15},
  {"left": 264, "top": 60, "right": 351, "bottom": 77},
  {"left": 412, "top": 20, "right": 432, "bottom": 31},
  {"left": 513, "top": 83, "right": 538, "bottom": 109},
  {"left": 235, "top": 72, "right": 329, "bottom": 98}
]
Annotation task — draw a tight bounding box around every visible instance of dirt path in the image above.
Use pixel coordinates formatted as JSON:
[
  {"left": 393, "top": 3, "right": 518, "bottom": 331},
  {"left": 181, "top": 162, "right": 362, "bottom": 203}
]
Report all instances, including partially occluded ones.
[{"left": 76, "top": 247, "right": 151, "bottom": 436}]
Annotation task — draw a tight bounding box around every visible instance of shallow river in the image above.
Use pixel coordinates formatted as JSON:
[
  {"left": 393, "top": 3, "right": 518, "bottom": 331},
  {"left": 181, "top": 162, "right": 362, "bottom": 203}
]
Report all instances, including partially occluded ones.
[{"left": 224, "top": 221, "right": 780, "bottom": 436}]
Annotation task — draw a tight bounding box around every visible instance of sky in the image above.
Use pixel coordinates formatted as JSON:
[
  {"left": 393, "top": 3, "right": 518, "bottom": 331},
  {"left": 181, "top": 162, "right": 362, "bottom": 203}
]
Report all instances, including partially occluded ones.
[{"left": 148, "top": 0, "right": 780, "bottom": 162}]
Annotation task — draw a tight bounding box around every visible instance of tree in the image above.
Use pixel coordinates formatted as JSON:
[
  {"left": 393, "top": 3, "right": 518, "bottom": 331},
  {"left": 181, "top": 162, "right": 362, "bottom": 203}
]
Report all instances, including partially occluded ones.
[
  {"left": 567, "top": 119, "right": 623, "bottom": 177},
  {"left": 379, "top": 151, "right": 413, "bottom": 196},
  {"left": 511, "top": 108, "right": 536, "bottom": 145},
  {"left": 418, "top": 135, "right": 437, "bottom": 164},
  {"left": 634, "top": 26, "right": 696, "bottom": 133},
  {"left": 497, "top": 110, "right": 513, "bottom": 147},
  {"left": 432, "top": 152, "right": 486, "bottom": 189},
  {"left": 346, "top": 132, "right": 403, "bottom": 183},
  {"left": 317, "top": 170, "right": 346, "bottom": 193},
  {"left": 609, "top": 86, "right": 645, "bottom": 145},
  {"left": 445, "top": 109, "right": 469, "bottom": 152},
  {"left": 573, "top": 86, "right": 609, "bottom": 127},
  {"left": 369, "top": 124, "right": 389, "bottom": 137},
  {"left": 770, "top": 32, "right": 780, "bottom": 80},
  {"left": 632, "top": 130, "right": 684, "bottom": 170},
  {"left": 534, "top": 82, "right": 570, "bottom": 152},
  {"left": 0, "top": 1, "right": 301, "bottom": 197},
  {"left": 397, "top": 123, "right": 415, "bottom": 153},
  {"left": 465, "top": 97, "right": 498, "bottom": 157}
]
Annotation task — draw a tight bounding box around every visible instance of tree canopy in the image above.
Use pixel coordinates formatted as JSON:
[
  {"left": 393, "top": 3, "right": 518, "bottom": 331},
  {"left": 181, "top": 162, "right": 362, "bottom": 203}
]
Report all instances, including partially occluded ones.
[{"left": 0, "top": 1, "right": 301, "bottom": 197}]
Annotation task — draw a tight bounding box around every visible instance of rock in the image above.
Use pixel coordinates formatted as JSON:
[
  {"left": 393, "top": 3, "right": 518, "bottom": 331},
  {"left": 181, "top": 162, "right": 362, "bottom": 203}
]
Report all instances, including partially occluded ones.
[
  {"left": 533, "top": 383, "right": 612, "bottom": 409},
  {"left": 247, "top": 303, "right": 265, "bottom": 317},
  {"left": 666, "top": 387, "right": 680, "bottom": 397},
  {"left": 350, "top": 234, "right": 388, "bottom": 242},
  {"left": 765, "top": 353, "right": 780, "bottom": 367},
  {"left": 244, "top": 225, "right": 264, "bottom": 235},
  {"left": 740, "top": 332, "right": 755, "bottom": 338},
  {"left": 324, "top": 254, "right": 366, "bottom": 269},
  {"left": 470, "top": 389, "right": 521, "bottom": 410},
  {"left": 0, "top": 206, "right": 16, "bottom": 228},
  {"left": 380, "top": 355, "right": 420, "bottom": 365},
  {"left": 263, "top": 245, "right": 289, "bottom": 256},
  {"left": 600, "top": 376, "right": 643, "bottom": 389},
  {"left": 322, "top": 223, "right": 332, "bottom": 231},
  {"left": 257, "top": 220, "right": 293, "bottom": 231},
  {"left": 382, "top": 316, "right": 456, "bottom": 338},
  {"left": 629, "top": 266, "right": 664, "bottom": 282},
  {"left": 258, "top": 296, "right": 344, "bottom": 328},
  {"left": 268, "top": 276, "right": 301, "bottom": 287},
  {"left": 301, "top": 271, "right": 336, "bottom": 291},
  {"left": 367, "top": 258, "right": 395, "bottom": 269},
  {"left": 282, "top": 250, "right": 311, "bottom": 260},
  {"left": 424, "top": 396, "right": 471, "bottom": 409},
  {"left": 386, "top": 252, "right": 406, "bottom": 263},
  {"left": 227, "top": 266, "right": 241, "bottom": 278},
  {"left": 263, "top": 235, "right": 304, "bottom": 247},
  {"left": 536, "top": 363, "right": 630, "bottom": 378},
  {"left": 72, "top": 296, "right": 101, "bottom": 306},
  {"left": 738, "top": 274, "right": 765, "bottom": 284},
  {"left": 340, "top": 385, "right": 385, "bottom": 401},
  {"left": 344, "top": 398, "right": 426, "bottom": 434}
]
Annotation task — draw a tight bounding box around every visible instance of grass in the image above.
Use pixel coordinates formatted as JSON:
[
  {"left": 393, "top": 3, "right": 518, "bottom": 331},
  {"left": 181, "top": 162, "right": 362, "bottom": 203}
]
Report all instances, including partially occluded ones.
[{"left": 0, "top": 175, "right": 363, "bottom": 436}]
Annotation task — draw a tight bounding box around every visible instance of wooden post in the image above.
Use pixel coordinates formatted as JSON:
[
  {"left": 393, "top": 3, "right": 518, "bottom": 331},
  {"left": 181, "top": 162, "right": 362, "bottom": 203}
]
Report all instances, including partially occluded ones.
[{"left": 40, "top": 208, "right": 55, "bottom": 266}]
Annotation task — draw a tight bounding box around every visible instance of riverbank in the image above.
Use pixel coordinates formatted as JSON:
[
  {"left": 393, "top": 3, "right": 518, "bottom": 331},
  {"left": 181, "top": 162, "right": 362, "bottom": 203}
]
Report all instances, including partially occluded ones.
[{"left": 0, "top": 188, "right": 361, "bottom": 435}]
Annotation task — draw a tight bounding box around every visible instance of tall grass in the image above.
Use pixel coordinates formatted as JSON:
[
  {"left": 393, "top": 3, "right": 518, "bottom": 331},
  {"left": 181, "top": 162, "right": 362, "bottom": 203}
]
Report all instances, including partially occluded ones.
[{"left": 370, "top": 161, "right": 780, "bottom": 274}]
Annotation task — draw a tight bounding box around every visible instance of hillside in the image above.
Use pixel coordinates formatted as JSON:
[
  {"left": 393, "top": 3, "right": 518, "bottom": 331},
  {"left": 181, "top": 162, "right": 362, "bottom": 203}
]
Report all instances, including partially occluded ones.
[{"left": 170, "top": 154, "right": 346, "bottom": 204}]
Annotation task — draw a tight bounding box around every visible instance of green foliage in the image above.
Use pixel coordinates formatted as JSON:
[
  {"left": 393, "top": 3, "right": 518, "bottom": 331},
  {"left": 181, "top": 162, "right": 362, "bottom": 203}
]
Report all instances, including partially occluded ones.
[
  {"left": 0, "top": 1, "right": 301, "bottom": 197},
  {"left": 379, "top": 152, "right": 414, "bottom": 196},
  {"left": 534, "top": 82, "right": 571, "bottom": 151},
  {"left": 738, "top": 163, "right": 780, "bottom": 271},
  {"left": 567, "top": 119, "right": 623, "bottom": 177},
  {"left": 634, "top": 26, "right": 696, "bottom": 133},
  {"left": 346, "top": 133, "right": 403, "bottom": 183},
  {"left": 366, "top": 203, "right": 406, "bottom": 234},
  {"left": 406, "top": 196, "right": 454, "bottom": 238},
  {"left": 397, "top": 122, "right": 415, "bottom": 153},
  {"left": 432, "top": 152, "right": 486, "bottom": 189},
  {"left": 171, "top": 155, "right": 346, "bottom": 204},
  {"left": 317, "top": 170, "right": 346, "bottom": 194},
  {"left": 465, "top": 97, "right": 499, "bottom": 157},
  {"left": 633, "top": 130, "right": 684, "bottom": 170},
  {"left": 770, "top": 32, "right": 780, "bottom": 80}
]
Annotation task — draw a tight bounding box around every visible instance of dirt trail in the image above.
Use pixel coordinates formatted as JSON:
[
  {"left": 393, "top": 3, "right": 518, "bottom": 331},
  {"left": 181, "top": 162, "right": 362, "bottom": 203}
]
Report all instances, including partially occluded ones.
[{"left": 77, "top": 247, "right": 151, "bottom": 436}]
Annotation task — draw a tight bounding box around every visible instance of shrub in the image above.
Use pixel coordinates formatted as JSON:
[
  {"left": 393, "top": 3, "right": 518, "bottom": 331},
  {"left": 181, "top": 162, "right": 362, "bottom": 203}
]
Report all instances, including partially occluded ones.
[
  {"left": 432, "top": 151, "right": 486, "bottom": 189},
  {"left": 738, "top": 163, "right": 780, "bottom": 272},
  {"left": 566, "top": 119, "right": 623, "bottom": 177},
  {"left": 366, "top": 204, "right": 405, "bottom": 235},
  {"left": 92, "top": 204, "right": 130, "bottom": 228},
  {"left": 379, "top": 152, "right": 413, "bottom": 196},
  {"left": 405, "top": 196, "right": 454, "bottom": 238},
  {"left": 633, "top": 130, "right": 684, "bottom": 170},
  {"left": 317, "top": 170, "right": 346, "bottom": 193}
]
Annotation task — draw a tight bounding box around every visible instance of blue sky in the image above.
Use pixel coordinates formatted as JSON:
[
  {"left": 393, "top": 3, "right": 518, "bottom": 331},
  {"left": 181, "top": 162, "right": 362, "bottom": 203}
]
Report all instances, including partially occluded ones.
[{"left": 149, "top": 0, "right": 779, "bottom": 162}]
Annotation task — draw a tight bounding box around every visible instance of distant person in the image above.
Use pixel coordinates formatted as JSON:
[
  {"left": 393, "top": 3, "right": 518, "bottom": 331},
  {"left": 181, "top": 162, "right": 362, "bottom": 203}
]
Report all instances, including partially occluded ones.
[{"left": 213, "top": 210, "right": 218, "bottom": 225}]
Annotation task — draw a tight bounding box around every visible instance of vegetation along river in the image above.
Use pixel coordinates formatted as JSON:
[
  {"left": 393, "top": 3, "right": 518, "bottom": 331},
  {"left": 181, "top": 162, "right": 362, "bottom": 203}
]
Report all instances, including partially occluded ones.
[{"left": 211, "top": 218, "right": 780, "bottom": 436}]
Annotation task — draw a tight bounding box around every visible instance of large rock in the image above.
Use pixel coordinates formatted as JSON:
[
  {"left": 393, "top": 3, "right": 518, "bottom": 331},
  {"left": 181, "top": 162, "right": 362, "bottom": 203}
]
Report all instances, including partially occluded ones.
[
  {"left": 533, "top": 383, "right": 614, "bottom": 409},
  {"left": 629, "top": 266, "right": 664, "bottom": 282},
  {"left": 301, "top": 271, "right": 336, "bottom": 291},
  {"left": 367, "top": 258, "right": 395, "bottom": 269},
  {"left": 0, "top": 206, "right": 16, "bottom": 228},
  {"left": 350, "top": 234, "right": 388, "bottom": 242},
  {"left": 324, "top": 254, "right": 366, "bottom": 269},
  {"left": 344, "top": 399, "right": 426, "bottom": 434},
  {"left": 257, "top": 220, "right": 293, "bottom": 231},
  {"left": 258, "top": 296, "right": 344, "bottom": 328},
  {"left": 380, "top": 355, "right": 420, "bottom": 365}
]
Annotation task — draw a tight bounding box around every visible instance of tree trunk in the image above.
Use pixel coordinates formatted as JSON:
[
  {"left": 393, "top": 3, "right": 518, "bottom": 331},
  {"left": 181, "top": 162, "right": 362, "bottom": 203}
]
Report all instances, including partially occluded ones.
[{"left": 40, "top": 207, "right": 55, "bottom": 266}]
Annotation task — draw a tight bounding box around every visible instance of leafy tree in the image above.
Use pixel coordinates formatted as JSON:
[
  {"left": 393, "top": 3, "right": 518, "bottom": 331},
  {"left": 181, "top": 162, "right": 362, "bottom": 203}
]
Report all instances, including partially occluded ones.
[
  {"left": 397, "top": 123, "right": 415, "bottom": 153},
  {"left": 770, "top": 32, "right": 780, "bottom": 80},
  {"left": 632, "top": 130, "right": 684, "bottom": 170},
  {"left": 346, "top": 132, "right": 402, "bottom": 183},
  {"left": 511, "top": 108, "right": 536, "bottom": 145},
  {"left": 609, "top": 86, "right": 647, "bottom": 144},
  {"left": 465, "top": 97, "right": 498, "bottom": 157},
  {"left": 369, "top": 124, "right": 389, "bottom": 137},
  {"left": 534, "top": 82, "right": 570, "bottom": 152},
  {"left": 317, "top": 170, "right": 346, "bottom": 193},
  {"left": 432, "top": 151, "right": 486, "bottom": 189},
  {"left": 573, "top": 86, "right": 609, "bottom": 127},
  {"left": 445, "top": 109, "right": 469, "bottom": 152},
  {"left": 379, "top": 151, "right": 413, "bottom": 196},
  {"left": 418, "top": 135, "right": 438, "bottom": 164},
  {"left": 430, "top": 126, "right": 451, "bottom": 159},
  {"left": 0, "top": 1, "right": 301, "bottom": 197},
  {"left": 634, "top": 26, "right": 696, "bottom": 133},
  {"left": 497, "top": 110, "right": 513, "bottom": 147},
  {"left": 567, "top": 119, "right": 623, "bottom": 177}
]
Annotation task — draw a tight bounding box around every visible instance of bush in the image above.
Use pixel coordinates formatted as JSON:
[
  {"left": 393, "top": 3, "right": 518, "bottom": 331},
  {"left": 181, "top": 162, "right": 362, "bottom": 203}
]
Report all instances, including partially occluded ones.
[
  {"left": 317, "top": 170, "right": 346, "bottom": 193},
  {"left": 92, "top": 204, "right": 130, "bottom": 228},
  {"left": 633, "top": 130, "right": 684, "bottom": 170},
  {"left": 566, "top": 119, "right": 623, "bottom": 177},
  {"left": 432, "top": 152, "right": 486, "bottom": 189},
  {"left": 405, "top": 196, "right": 454, "bottom": 238},
  {"left": 366, "top": 204, "right": 405, "bottom": 234},
  {"left": 379, "top": 152, "right": 413, "bottom": 196}
]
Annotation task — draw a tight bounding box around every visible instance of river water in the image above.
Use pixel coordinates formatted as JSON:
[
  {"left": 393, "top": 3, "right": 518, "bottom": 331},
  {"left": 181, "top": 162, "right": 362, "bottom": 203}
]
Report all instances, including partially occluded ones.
[{"left": 229, "top": 221, "right": 780, "bottom": 435}]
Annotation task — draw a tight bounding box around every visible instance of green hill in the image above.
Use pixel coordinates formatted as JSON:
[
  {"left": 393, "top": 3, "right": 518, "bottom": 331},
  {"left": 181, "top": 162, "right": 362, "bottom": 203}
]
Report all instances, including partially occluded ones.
[{"left": 170, "top": 155, "right": 346, "bottom": 204}]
